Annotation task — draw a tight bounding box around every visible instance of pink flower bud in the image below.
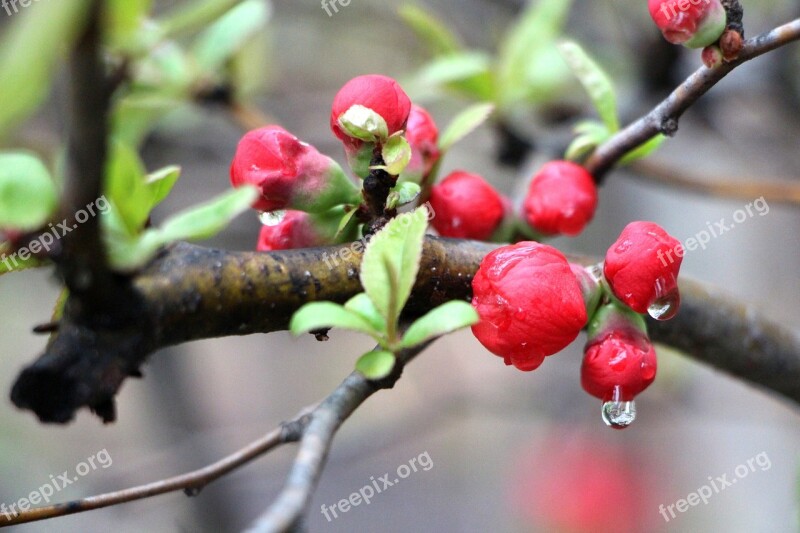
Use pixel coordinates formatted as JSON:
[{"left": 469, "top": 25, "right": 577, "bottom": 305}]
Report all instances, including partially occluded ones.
[
  {"left": 330, "top": 75, "right": 412, "bottom": 150},
  {"left": 230, "top": 126, "right": 359, "bottom": 213},
  {"left": 256, "top": 210, "right": 331, "bottom": 251},
  {"left": 401, "top": 104, "right": 440, "bottom": 184},
  {"left": 523, "top": 161, "right": 598, "bottom": 236},
  {"left": 648, "top": 0, "right": 727, "bottom": 48},
  {"left": 429, "top": 171, "right": 506, "bottom": 240},
  {"left": 471, "top": 242, "right": 588, "bottom": 371}
]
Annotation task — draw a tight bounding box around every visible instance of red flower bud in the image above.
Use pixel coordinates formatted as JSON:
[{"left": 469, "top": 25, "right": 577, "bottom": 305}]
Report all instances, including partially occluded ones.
[
  {"left": 523, "top": 161, "right": 598, "bottom": 237},
  {"left": 330, "top": 75, "right": 412, "bottom": 149},
  {"left": 429, "top": 171, "right": 505, "bottom": 240},
  {"left": 401, "top": 104, "right": 441, "bottom": 183},
  {"left": 230, "top": 126, "right": 359, "bottom": 213},
  {"left": 582, "top": 330, "right": 657, "bottom": 402},
  {"left": 256, "top": 210, "right": 331, "bottom": 251},
  {"left": 471, "top": 242, "right": 588, "bottom": 371},
  {"left": 648, "top": 0, "right": 726, "bottom": 48},
  {"left": 581, "top": 304, "right": 656, "bottom": 404},
  {"left": 603, "top": 221, "right": 683, "bottom": 318}
]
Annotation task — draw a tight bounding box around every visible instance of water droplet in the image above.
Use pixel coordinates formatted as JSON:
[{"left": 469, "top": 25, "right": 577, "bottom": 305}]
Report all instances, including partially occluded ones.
[
  {"left": 586, "top": 263, "right": 604, "bottom": 283},
  {"left": 647, "top": 276, "right": 680, "bottom": 320},
  {"left": 601, "top": 386, "right": 636, "bottom": 429},
  {"left": 602, "top": 399, "right": 636, "bottom": 429},
  {"left": 259, "top": 210, "right": 287, "bottom": 226}
]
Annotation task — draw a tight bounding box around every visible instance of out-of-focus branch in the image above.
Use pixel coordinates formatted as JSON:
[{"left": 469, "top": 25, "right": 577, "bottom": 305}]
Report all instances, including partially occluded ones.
[
  {"left": 587, "top": 18, "right": 800, "bottom": 181},
  {"left": 629, "top": 159, "right": 800, "bottom": 207},
  {"left": 1, "top": 342, "right": 430, "bottom": 529}
]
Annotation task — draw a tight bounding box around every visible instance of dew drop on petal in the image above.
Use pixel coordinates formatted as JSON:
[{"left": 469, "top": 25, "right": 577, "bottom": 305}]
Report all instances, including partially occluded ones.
[
  {"left": 259, "top": 210, "right": 287, "bottom": 226},
  {"left": 648, "top": 275, "right": 680, "bottom": 320}
]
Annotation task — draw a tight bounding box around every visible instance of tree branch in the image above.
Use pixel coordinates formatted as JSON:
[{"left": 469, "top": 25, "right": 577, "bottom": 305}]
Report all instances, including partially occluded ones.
[
  {"left": 586, "top": 18, "right": 800, "bottom": 181},
  {"left": 1, "top": 343, "right": 430, "bottom": 529}
]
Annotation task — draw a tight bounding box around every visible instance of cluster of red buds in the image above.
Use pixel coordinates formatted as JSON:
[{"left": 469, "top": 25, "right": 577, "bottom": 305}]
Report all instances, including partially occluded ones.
[
  {"left": 470, "top": 221, "right": 683, "bottom": 429},
  {"left": 648, "top": 0, "right": 744, "bottom": 67}
]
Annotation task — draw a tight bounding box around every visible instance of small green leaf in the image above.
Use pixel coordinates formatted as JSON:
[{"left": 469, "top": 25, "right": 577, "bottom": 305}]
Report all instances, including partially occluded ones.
[
  {"left": 290, "top": 301, "right": 381, "bottom": 338},
  {"left": 496, "top": 0, "right": 572, "bottom": 107},
  {"left": 146, "top": 165, "right": 181, "bottom": 208},
  {"left": 564, "top": 121, "right": 610, "bottom": 162},
  {"left": 395, "top": 182, "right": 421, "bottom": 206},
  {"left": 105, "top": 0, "right": 152, "bottom": 53},
  {"left": 558, "top": 41, "right": 619, "bottom": 132},
  {"left": 105, "top": 140, "right": 151, "bottom": 233},
  {"left": 619, "top": 134, "right": 667, "bottom": 165},
  {"left": 338, "top": 105, "right": 389, "bottom": 143},
  {"left": 439, "top": 103, "right": 494, "bottom": 152},
  {"left": 397, "top": 5, "right": 461, "bottom": 56},
  {"left": 192, "top": 0, "right": 271, "bottom": 75},
  {"left": 376, "top": 136, "right": 412, "bottom": 176},
  {"left": 355, "top": 350, "right": 396, "bottom": 380},
  {"left": 0, "top": 152, "right": 57, "bottom": 231},
  {"left": 156, "top": 186, "right": 257, "bottom": 243},
  {"left": 344, "top": 293, "right": 387, "bottom": 333},
  {"left": 0, "top": 241, "right": 48, "bottom": 275},
  {"left": 335, "top": 208, "right": 359, "bottom": 238},
  {"left": 360, "top": 206, "right": 429, "bottom": 324},
  {"left": 400, "top": 301, "right": 479, "bottom": 348},
  {"left": 0, "top": 0, "right": 90, "bottom": 137},
  {"left": 407, "top": 51, "right": 492, "bottom": 92}
]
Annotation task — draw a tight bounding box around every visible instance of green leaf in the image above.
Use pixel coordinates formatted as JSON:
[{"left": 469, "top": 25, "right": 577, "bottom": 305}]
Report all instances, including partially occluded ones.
[
  {"left": 360, "top": 206, "right": 429, "bottom": 323},
  {"left": 0, "top": 0, "right": 90, "bottom": 137},
  {"left": 558, "top": 41, "right": 619, "bottom": 132},
  {"left": 335, "top": 208, "right": 359, "bottom": 239},
  {"left": 105, "top": 186, "right": 257, "bottom": 271},
  {"left": 376, "top": 135, "right": 412, "bottom": 176},
  {"left": 290, "top": 301, "right": 381, "bottom": 338},
  {"left": 355, "top": 350, "right": 396, "bottom": 380},
  {"left": 564, "top": 121, "right": 610, "bottom": 162},
  {"left": 619, "top": 134, "right": 667, "bottom": 165},
  {"left": 105, "top": 0, "right": 152, "bottom": 53},
  {"left": 146, "top": 165, "right": 181, "bottom": 208},
  {"left": 397, "top": 4, "right": 461, "bottom": 56},
  {"left": 191, "top": 0, "right": 271, "bottom": 75},
  {"left": 407, "top": 51, "right": 492, "bottom": 92},
  {"left": 344, "top": 293, "right": 387, "bottom": 334},
  {"left": 105, "top": 140, "right": 151, "bottom": 233},
  {"left": 439, "top": 103, "right": 494, "bottom": 152},
  {"left": 0, "top": 152, "right": 57, "bottom": 231},
  {"left": 391, "top": 182, "right": 421, "bottom": 208},
  {"left": 496, "top": 0, "right": 572, "bottom": 107},
  {"left": 401, "top": 301, "right": 479, "bottom": 348},
  {"left": 161, "top": 0, "right": 238, "bottom": 36},
  {"left": 0, "top": 241, "right": 48, "bottom": 275},
  {"left": 156, "top": 185, "right": 257, "bottom": 243}
]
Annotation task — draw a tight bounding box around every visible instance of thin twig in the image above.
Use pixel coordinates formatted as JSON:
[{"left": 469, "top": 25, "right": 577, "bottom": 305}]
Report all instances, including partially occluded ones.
[
  {"left": 586, "top": 18, "right": 800, "bottom": 181},
  {"left": 2, "top": 342, "right": 429, "bottom": 529},
  {"left": 629, "top": 159, "right": 800, "bottom": 207}
]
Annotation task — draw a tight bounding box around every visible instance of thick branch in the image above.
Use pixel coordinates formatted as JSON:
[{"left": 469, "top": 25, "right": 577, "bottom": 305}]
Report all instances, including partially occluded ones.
[
  {"left": 586, "top": 18, "right": 800, "bottom": 180},
  {"left": 11, "top": 237, "right": 800, "bottom": 424}
]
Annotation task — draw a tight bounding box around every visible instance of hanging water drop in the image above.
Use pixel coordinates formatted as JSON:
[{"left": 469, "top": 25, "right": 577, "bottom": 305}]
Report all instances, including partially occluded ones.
[
  {"left": 647, "top": 276, "right": 680, "bottom": 320},
  {"left": 259, "top": 210, "right": 287, "bottom": 226},
  {"left": 600, "top": 386, "right": 636, "bottom": 429}
]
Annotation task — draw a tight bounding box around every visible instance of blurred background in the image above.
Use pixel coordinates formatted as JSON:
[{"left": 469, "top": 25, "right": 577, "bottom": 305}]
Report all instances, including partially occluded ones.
[{"left": 0, "top": 0, "right": 799, "bottom": 531}]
